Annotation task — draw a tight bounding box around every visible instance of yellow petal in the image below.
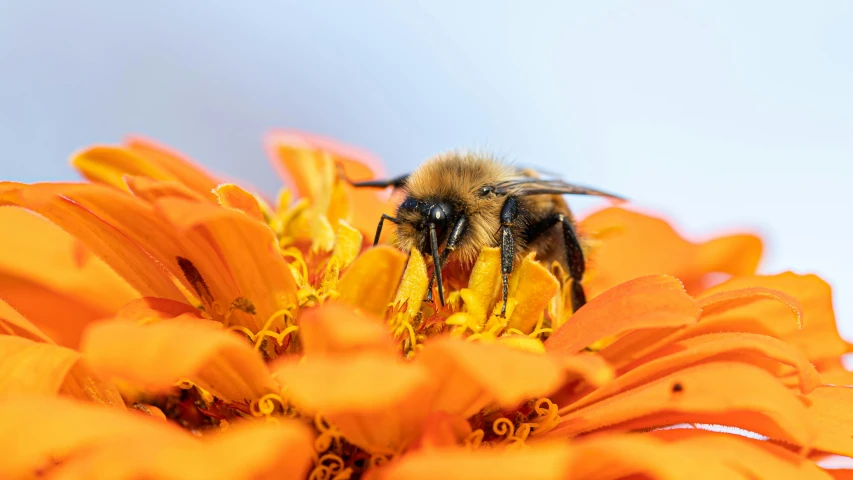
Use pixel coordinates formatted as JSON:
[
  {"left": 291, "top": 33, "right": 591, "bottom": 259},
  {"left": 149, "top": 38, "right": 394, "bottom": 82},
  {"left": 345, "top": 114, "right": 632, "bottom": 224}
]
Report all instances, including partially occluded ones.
[
  {"left": 506, "top": 253, "right": 560, "bottom": 333},
  {"left": 393, "top": 248, "right": 429, "bottom": 314},
  {"left": 81, "top": 318, "right": 276, "bottom": 402},
  {"left": 332, "top": 219, "right": 364, "bottom": 269},
  {"left": 338, "top": 246, "right": 407, "bottom": 316}
]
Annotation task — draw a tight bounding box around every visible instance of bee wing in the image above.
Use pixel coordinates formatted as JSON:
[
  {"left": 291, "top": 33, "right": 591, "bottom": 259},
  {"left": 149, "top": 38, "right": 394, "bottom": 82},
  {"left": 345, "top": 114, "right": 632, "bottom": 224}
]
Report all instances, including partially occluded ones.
[{"left": 494, "top": 178, "right": 626, "bottom": 200}]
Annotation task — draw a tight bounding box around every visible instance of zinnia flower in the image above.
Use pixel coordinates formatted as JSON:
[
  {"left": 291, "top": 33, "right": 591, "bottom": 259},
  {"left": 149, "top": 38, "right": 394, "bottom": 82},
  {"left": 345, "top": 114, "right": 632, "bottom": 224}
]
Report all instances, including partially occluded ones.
[{"left": 1, "top": 131, "right": 851, "bottom": 479}]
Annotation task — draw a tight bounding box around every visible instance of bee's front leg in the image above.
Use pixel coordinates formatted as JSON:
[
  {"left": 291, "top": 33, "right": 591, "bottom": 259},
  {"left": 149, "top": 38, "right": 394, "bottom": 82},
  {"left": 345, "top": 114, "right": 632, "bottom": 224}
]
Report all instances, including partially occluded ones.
[
  {"left": 425, "top": 215, "right": 469, "bottom": 303},
  {"left": 498, "top": 197, "right": 519, "bottom": 318}
]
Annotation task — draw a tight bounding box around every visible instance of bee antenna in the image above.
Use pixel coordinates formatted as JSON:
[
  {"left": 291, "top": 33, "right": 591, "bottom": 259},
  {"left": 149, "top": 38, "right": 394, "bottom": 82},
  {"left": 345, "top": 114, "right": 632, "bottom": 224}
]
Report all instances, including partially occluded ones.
[{"left": 428, "top": 223, "right": 446, "bottom": 306}]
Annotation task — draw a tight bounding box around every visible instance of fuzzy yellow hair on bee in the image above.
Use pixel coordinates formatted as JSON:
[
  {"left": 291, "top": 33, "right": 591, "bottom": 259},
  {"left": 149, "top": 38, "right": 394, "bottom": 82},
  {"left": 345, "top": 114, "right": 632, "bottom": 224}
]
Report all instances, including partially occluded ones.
[{"left": 343, "top": 150, "right": 624, "bottom": 316}]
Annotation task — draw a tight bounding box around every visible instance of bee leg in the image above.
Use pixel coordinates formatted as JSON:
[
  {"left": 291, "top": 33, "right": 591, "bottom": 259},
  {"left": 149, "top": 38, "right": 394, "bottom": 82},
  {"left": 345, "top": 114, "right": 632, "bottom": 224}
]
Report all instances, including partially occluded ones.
[
  {"left": 524, "top": 213, "right": 587, "bottom": 312},
  {"left": 372, "top": 214, "right": 401, "bottom": 246},
  {"left": 425, "top": 214, "right": 469, "bottom": 303},
  {"left": 340, "top": 167, "right": 410, "bottom": 190},
  {"left": 498, "top": 197, "right": 519, "bottom": 318}
]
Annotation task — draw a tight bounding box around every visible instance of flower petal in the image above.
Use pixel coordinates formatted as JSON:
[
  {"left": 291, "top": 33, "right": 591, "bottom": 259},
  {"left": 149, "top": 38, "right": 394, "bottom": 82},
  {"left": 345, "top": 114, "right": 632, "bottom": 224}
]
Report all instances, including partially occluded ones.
[
  {"left": 0, "top": 396, "right": 312, "bottom": 479},
  {"left": 0, "top": 182, "right": 186, "bottom": 303},
  {"left": 649, "top": 429, "right": 834, "bottom": 480},
  {"left": 214, "top": 183, "right": 265, "bottom": 222},
  {"left": 272, "top": 353, "right": 433, "bottom": 453},
  {"left": 338, "top": 246, "right": 407, "bottom": 316},
  {"left": 393, "top": 249, "right": 429, "bottom": 314},
  {"left": 70, "top": 146, "right": 173, "bottom": 191},
  {"left": 81, "top": 318, "right": 276, "bottom": 402},
  {"left": 566, "top": 332, "right": 820, "bottom": 413},
  {"left": 113, "top": 297, "right": 201, "bottom": 324},
  {"left": 125, "top": 175, "right": 208, "bottom": 202},
  {"left": 371, "top": 442, "right": 573, "bottom": 480},
  {"left": 332, "top": 219, "right": 364, "bottom": 269},
  {"left": 0, "top": 206, "right": 141, "bottom": 346},
  {"left": 125, "top": 135, "right": 222, "bottom": 201},
  {"left": 155, "top": 197, "right": 299, "bottom": 332},
  {"left": 299, "top": 302, "right": 396, "bottom": 357},
  {"left": 0, "top": 297, "right": 53, "bottom": 343},
  {"left": 545, "top": 275, "right": 700, "bottom": 355},
  {"left": 52, "top": 419, "right": 314, "bottom": 480},
  {"left": 417, "top": 337, "right": 566, "bottom": 418},
  {"left": 580, "top": 207, "right": 762, "bottom": 296},
  {"left": 265, "top": 130, "right": 395, "bottom": 239},
  {"left": 696, "top": 273, "right": 850, "bottom": 362},
  {"left": 550, "top": 362, "right": 815, "bottom": 447},
  {"left": 506, "top": 253, "right": 560, "bottom": 334},
  {"left": 0, "top": 336, "right": 123, "bottom": 407}
]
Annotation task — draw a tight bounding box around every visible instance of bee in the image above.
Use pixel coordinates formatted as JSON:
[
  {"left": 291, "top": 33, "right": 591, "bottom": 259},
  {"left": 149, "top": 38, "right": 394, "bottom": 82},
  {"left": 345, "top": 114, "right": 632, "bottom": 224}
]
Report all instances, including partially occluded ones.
[{"left": 344, "top": 152, "right": 624, "bottom": 316}]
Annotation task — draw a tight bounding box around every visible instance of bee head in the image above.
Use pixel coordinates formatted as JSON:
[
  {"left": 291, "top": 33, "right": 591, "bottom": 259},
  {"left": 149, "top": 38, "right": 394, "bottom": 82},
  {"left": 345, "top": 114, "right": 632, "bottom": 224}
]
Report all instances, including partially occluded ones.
[{"left": 397, "top": 196, "right": 456, "bottom": 254}]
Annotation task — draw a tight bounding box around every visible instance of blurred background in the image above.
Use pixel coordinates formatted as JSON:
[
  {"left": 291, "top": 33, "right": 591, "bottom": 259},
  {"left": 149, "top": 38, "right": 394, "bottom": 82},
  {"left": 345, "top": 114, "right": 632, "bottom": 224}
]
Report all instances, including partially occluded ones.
[{"left": 1, "top": 1, "right": 851, "bottom": 332}]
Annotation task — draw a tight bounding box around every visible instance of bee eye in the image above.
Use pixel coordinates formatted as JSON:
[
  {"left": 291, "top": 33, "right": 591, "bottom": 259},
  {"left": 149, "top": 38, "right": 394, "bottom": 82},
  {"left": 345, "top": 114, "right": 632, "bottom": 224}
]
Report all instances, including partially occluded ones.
[{"left": 479, "top": 185, "right": 495, "bottom": 197}]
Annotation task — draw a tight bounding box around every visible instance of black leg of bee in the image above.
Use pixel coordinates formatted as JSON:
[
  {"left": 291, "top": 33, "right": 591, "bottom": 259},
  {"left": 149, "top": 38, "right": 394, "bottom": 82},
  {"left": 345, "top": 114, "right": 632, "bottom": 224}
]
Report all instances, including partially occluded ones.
[
  {"left": 372, "top": 214, "right": 401, "bottom": 246},
  {"left": 347, "top": 173, "right": 410, "bottom": 190},
  {"left": 425, "top": 215, "right": 469, "bottom": 304},
  {"left": 523, "top": 213, "right": 587, "bottom": 312},
  {"left": 498, "top": 197, "right": 519, "bottom": 317}
]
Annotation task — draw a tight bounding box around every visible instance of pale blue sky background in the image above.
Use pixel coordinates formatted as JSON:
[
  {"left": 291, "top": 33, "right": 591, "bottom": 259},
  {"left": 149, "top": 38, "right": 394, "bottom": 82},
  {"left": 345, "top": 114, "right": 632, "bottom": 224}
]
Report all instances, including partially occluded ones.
[{"left": 1, "top": 1, "right": 851, "bottom": 334}]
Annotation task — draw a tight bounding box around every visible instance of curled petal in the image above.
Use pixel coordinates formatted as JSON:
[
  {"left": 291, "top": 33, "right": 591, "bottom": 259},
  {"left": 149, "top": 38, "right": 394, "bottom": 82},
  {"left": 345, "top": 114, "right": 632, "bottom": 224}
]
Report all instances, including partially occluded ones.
[
  {"left": 81, "top": 318, "right": 276, "bottom": 402},
  {"left": 371, "top": 442, "right": 573, "bottom": 480},
  {"left": 696, "top": 273, "right": 850, "bottom": 363},
  {"left": 272, "top": 353, "right": 433, "bottom": 453},
  {"left": 338, "top": 246, "right": 407, "bottom": 316},
  {"left": 546, "top": 275, "right": 700, "bottom": 355},
  {"left": 299, "top": 302, "right": 395, "bottom": 357},
  {"left": 0, "top": 336, "right": 123, "bottom": 408},
  {"left": 417, "top": 337, "right": 566, "bottom": 418},
  {"left": 214, "top": 183, "right": 265, "bottom": 222},
  {"left": 550, "top": 362, "right": 816, "bottom": 447}
]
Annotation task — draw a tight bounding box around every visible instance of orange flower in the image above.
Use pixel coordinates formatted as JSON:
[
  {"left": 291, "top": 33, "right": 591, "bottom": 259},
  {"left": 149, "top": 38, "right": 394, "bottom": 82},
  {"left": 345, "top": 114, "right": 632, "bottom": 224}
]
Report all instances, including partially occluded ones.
[{"left": 1, "top": 131, "right": 852, "bottom": 479}]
